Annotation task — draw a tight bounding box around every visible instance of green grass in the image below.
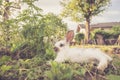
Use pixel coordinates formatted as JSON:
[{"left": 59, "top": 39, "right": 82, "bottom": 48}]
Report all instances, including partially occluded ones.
[{"left": 107, "top": 75, "right": 120, "bottom": 80}]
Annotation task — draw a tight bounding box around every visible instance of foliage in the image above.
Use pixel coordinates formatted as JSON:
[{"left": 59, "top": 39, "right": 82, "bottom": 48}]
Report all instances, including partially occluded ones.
[
  {"left": 45, "top": 61, "right": 88, "bottom": 80},
  {"left": 15, "top": 12, "right": 67, "bottom": 58},
  {"left": 0, "top": 56, "right": 11, "bottom": 66},
  {"left": 112, "top": 25, "right": 120, "bottom": 33},
  {"left": 0, "top": 0, "right": 119, "bottom": 80},
  {"left": 42, "top": 13, "right": 67, "bottom": 40},
  {"left": 0, "top": 56, "right": 12, "bottom": 77},
  {"left": 106, "top": 55, "right": 120, "bottom": 79},
  {"left": 0, "top": 46, "right": 120, "bottom": 80},
  {"left": 111, "top": 55, "right": 120, "bottom": 75},
  {"left": 75, "top": 33, "right": 84, "bottom": 44},
  {"left": 60, "top": 0, "right": 110, "bottom": 43},
  {"left": 11, "top": 2, "right": 66, "bottom": 58},
  {"left": 0, "top": 2, "right": 61, "bottom": 79},
  {"left": 0, "top": 65, "right": 12, "bottom": 75},
  {"left": 16, "top": 57, "right": 45, "bottom": 80},
  {"left": 60, "top": 0, "right": 110, "bottom": 22},
  {"left": 45, "top": 61, "right": 74, "bottom": 80},
  {"left": 93, "top": 27, "right": 120, "bottom": 39},
  {"left": 0, "top": 0, "right": 21, "bottom": 47},
  {"left": 44, "top": 46, "right": 56, "bottom": 60},
  {"left": 93, "top": 29, "right": 110, "bottom": 39},
  {"left": 0, "top": 56, "right": 45, "bottom": 80}
]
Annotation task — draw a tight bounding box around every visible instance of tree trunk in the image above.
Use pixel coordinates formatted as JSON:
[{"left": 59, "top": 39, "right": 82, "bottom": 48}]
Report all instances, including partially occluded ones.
[
  {"left": 3, "top": 0, "right": 10, "bottom": 48},
  {"left": 3, "top": 0, "right": 9, "bottom": 21},
  {"left": 85, "top": 18, "right": 90, "bottom": 44}
]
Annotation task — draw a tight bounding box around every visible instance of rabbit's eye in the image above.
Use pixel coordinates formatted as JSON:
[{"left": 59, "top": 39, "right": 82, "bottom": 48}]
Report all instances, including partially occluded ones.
[{"left": 60, "top": 44, "right": 64, "bottom": 47}]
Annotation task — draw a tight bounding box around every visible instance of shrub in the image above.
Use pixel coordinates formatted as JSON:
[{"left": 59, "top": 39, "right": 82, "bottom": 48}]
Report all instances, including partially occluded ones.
[
  {"left": 93, "top": 29, "right": 120, "bottom": 39},
  {"left": 112, "top": 25, "right": 120, "bottom": 34},
  {"left": 75, "top": 33, "right": 84, "bottom": 44}
]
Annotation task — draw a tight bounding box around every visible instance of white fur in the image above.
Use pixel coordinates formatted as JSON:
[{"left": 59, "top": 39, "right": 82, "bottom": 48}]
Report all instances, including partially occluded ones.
[{"left": 54, "top": 40, "right": 112, "bottom": 71}]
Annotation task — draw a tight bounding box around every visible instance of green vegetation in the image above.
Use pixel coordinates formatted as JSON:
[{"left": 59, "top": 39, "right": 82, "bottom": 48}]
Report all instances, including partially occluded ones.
[
  {"left": 93, "top": 25, "right": 120, "bottom": 39},
  {"left": 0, "top": 46, "right": 120, "bottom": 80},
  {"left": 60, "top": 0, "right": 110, "bottom": 43},
  {"left": 0, "top": 0, "right": 119, "bottom": 80},
  {"left": 75, "top": 33, "right": 85, "bottom": 44}
]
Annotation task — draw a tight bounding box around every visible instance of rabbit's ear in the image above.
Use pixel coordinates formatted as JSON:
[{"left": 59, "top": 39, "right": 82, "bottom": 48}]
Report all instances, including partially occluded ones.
[{"left": 66, "top": 30, "right": 74, "bottom": 43}]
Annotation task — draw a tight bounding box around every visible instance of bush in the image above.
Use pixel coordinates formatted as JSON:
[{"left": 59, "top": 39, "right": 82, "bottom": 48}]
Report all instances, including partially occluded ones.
[
  {"left": 93, "top": 29, "right": 120, "bottom": 39},
  {"left": 112, "top": 25, "right": 120, "bottom": 34},
  {"left": 75, "top": 33, "right": 84, "bottom": 44}
]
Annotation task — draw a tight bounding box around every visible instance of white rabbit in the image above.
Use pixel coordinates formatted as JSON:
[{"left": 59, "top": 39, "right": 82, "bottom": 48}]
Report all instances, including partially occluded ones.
[{"left": 54, "top": 30, "right": 112, "bottom": 71}]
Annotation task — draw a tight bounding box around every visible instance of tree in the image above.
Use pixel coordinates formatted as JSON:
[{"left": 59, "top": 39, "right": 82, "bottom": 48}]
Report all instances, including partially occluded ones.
[
  {"left": 60, "top": 0, "right": 110, "bottom": 43},
  {"left": 0, "top": 0, "right": 20, "bottom": 47}
]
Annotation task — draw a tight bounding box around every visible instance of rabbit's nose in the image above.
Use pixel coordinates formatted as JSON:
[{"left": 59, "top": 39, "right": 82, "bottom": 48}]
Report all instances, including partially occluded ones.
[{"left": 54, "top": 47, "right": 59, "bottom": 52}]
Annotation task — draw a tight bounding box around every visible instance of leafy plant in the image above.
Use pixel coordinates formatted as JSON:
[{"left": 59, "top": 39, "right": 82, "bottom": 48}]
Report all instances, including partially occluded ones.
[
  {"left": 45, "top": 61, "right": 91, "bottom": 80},
  {"left": 112, "top": 25, "right": 120, "bottom": 34},
  {"left": 45, "top": 61, "right": 74, "bottom": 80},
  {"left": 0, "top": 56, "right": 11, "bottom": 66},
  {"left": 0, "top": 65, "right": 12, "bottom": 75},
  {"left": 93, "top": 29, "right": 120, "bottom": 39},
  {"left": 44, "top": 46, "right": 56, "bottom": 60},
  {"left": 75, "top": 33, "right": 84, "bottom": 44}
]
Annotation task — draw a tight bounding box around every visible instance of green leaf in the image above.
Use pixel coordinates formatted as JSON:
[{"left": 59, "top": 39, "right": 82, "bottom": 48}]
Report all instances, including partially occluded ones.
[
  {"left": 0, "top": 65, "right": 12, "bottom": 74},
  {"left": 0, "top": 56, "right": 11, "bottom": 65}
]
